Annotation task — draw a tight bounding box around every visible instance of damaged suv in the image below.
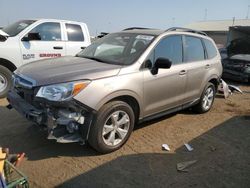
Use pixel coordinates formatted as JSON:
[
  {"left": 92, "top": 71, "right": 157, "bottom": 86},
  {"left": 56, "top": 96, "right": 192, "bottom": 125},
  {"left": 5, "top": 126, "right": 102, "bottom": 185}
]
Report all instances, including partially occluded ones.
[{"left": 7, "top": 27, "right": 222, "bottom": 153}]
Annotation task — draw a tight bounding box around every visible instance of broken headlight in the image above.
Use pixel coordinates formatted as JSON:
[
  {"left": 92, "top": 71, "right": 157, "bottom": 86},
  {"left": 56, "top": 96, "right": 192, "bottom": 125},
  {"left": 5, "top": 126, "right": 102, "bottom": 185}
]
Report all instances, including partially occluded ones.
[{"left": 36, "top": 81, "right": 90, "bottom": 101}]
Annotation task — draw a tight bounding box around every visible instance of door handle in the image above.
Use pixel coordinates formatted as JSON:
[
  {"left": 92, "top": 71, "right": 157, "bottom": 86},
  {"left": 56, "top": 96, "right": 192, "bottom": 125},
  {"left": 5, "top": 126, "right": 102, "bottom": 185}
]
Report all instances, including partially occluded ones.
[
  {"left": 53, "top": 46, "right": 63, "bottom": 50},
  {"left": 179, "top": 70, "right": 187, "bottom": 75},
  {"left": 81, "top": 47, "right": 85, "bottom": 50},
  {"left": 205, "top": 64, "right": 211, "bottom": 69}
]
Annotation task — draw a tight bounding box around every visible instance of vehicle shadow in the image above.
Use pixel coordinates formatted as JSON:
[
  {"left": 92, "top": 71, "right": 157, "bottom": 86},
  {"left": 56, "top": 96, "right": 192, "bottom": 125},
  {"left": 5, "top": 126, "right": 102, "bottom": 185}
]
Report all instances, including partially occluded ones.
[
  {"left": 1, "top": 108, "right": 250, "bottom": 187},
  {"left": 55, "top": 115, "right": 250, "bottom": 188}
]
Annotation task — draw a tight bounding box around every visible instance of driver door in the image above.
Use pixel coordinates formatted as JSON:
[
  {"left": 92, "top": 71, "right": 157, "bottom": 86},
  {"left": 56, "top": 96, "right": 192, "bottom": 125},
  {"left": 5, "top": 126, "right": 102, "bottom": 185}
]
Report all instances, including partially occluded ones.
[
  {"left": 20, "top": 22, "right": 66, "bottom": 64},
  {"left": 143, "top": 35, "right": 187, "bottom": 117}
]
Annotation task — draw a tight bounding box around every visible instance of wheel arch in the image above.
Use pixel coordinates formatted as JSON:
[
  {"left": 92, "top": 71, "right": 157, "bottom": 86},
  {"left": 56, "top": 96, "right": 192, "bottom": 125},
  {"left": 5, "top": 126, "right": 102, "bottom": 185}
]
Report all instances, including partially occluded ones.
[
  {"left": 200, "top": 74, "right": 220, "bottom": 96},
  {"left": 96, "top": 91, "right": 142, "bottom": 123},
  {"left": 208, "top": 76, "right": 220, "bottom": 92},
  {"left": 0, "top": 58, "right": 17, "bottom": 72}
]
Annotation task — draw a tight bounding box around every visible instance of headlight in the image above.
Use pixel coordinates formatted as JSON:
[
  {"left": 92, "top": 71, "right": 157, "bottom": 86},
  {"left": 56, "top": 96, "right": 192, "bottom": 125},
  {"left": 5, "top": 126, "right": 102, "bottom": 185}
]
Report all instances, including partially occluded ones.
[{"left": 36, "top": 81, "right": 90, "bottom": 101}]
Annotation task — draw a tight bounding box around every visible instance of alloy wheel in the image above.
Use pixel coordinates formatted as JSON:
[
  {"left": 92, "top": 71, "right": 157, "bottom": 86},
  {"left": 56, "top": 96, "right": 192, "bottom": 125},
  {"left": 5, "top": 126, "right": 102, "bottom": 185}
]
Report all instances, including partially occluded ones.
[
  {"left": 0, "top": 74, "right": 7, "bottom": 93},
  {"left": 202, "top": 86, "right": 214, "bottom": 111},
  {"left": 102, "top": 110, "right": 130, "bottom": 146}
]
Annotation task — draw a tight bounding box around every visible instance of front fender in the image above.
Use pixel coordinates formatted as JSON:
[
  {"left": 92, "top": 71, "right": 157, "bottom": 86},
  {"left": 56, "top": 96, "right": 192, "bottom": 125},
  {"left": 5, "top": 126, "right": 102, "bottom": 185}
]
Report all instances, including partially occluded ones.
[{"left": 94, "top": 89, "right": 143, "bottom": 112}]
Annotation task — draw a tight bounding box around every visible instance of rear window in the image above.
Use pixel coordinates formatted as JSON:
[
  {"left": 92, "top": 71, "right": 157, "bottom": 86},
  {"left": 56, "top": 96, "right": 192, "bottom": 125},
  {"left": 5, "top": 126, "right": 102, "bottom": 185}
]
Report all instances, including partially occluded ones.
[
  {"left": 66, "top": 24, "right": 84, "bottom": 41},
  {"left": 184, "top": 36, "right": 205, "bottom": 62},
  {"left": 203, "top": 39, "right": 217, "bottom": 59}
]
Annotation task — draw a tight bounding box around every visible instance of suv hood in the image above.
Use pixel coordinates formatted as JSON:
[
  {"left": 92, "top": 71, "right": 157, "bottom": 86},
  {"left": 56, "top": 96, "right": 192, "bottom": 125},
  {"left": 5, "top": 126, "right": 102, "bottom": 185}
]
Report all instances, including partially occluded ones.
[{"left": 16, "top": 56, "right": 122, "bottom": 86}]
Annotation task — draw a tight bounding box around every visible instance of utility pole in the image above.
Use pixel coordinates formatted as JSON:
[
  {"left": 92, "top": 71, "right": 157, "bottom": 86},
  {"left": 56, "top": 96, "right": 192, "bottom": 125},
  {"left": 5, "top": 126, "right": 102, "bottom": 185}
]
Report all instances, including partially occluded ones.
[
  {"left": 246, "top": 5, "right": 250, "bottom": 19},
  {"left": 204, "top": 8, "right": 207, "bottom": 21}
]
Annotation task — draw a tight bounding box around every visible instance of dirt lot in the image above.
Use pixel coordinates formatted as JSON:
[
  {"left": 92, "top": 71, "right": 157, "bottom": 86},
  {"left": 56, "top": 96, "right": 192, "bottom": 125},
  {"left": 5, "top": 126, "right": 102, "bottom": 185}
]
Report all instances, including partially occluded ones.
[{"left": 0, "top": 84, "right": 250, "bottom": 188}]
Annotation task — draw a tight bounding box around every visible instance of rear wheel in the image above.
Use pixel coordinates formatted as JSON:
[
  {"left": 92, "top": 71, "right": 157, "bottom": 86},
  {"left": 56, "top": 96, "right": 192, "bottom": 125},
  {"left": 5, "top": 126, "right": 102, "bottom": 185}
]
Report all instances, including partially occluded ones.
[
  {"left": 0, "top": 65, "right": 12, "bottom": 98},
  {"left": 88, "top": 101, "right": 135, "bottom": 153},
  {"left": 193, "top": 82, "right": 215, "bottom": 113}
]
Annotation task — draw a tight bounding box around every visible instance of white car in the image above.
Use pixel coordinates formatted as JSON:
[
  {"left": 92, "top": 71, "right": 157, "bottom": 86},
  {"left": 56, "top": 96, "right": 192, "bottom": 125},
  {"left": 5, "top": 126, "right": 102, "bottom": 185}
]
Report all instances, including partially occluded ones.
[{"left": 0, "top": 19, "right": 91, "bottom": 98}]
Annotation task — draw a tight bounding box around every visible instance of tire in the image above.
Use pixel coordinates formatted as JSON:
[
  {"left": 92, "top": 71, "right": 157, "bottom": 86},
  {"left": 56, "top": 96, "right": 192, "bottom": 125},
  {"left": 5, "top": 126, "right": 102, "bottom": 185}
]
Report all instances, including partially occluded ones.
[
  {"left": 193, "top": 82, "right": 215, "bottom": 114},
  {"left": 0, "top": 65, "right": 12, "bottom": 98},
  {"left": 88, "top": 101, "right": 135, "bottom": 153}
]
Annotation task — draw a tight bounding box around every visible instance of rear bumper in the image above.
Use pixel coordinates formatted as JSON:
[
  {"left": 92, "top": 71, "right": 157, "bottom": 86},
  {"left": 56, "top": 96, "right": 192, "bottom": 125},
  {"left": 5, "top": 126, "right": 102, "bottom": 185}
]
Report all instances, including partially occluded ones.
[{"left": 7, "top": 89, "right": 96, "bottom": 143}]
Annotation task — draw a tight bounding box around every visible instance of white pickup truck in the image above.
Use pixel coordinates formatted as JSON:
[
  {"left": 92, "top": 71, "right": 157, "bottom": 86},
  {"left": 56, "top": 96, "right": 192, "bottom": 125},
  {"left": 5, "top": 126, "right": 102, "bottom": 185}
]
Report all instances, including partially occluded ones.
[{"left": 0, "top": 19, "right": 91, "bottom": 98}]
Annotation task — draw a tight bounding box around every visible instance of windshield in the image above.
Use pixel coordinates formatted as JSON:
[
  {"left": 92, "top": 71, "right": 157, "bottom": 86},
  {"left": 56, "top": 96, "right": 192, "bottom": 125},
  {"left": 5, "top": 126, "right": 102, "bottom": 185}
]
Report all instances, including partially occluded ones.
[
  {"left": 2, "top": 20, "right": 36, "bottom": 37},
  {"left": 77, "top": 33, "right": 155, "bottom": 65}
]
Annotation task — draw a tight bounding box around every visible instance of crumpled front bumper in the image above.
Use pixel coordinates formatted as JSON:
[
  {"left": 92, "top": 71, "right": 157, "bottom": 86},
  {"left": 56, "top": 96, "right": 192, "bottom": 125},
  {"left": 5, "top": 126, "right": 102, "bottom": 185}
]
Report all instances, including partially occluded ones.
[
  {"left": 7, "top": 89, "right": 95, "bottom": 143},
  {"left": 7, "top": 89, "right": 44, "bottom": 123}
]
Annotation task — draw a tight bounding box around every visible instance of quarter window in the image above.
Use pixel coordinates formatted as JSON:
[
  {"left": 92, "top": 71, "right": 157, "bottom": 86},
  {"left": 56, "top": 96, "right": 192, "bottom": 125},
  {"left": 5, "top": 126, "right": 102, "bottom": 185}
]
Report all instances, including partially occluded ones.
[
  {"left": 154, "top": 35, "right": 183, "bottom": 65},
  {"left": 66, "top": 24, "right": 84, "bottom": 41},
  {"left": 203, "top": 39, "right": 217, "bottom": 59},
  {"left": 184, "top": 36, "right": 205, "bottom": 62},
  {"left": 30, "top": 22, "right": 61, "bottom": 41}
]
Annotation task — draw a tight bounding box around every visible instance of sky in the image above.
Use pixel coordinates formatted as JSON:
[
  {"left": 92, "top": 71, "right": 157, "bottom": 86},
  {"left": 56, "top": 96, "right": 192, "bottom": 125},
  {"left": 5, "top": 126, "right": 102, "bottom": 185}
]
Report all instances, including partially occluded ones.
[{"left": 0, "top": 0, "right": 250, "bottom": 35}]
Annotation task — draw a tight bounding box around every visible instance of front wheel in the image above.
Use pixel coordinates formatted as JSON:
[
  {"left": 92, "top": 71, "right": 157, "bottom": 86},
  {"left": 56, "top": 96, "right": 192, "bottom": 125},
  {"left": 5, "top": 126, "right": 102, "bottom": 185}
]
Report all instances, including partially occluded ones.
[
  {"left": 0, "top": 65, "right": 12, "bottom": 98},
  {"left": 193, "top": 83, "right": 215, "bottom": 113},
  {"left": 88, "top": 101, "right": 135, "bottom": 153}
]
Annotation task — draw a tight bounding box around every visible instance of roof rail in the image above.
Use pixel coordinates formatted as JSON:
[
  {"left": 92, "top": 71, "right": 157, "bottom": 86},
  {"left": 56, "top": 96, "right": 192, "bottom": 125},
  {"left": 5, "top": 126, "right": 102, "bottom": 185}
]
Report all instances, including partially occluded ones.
[
  {"left": 123, "top": 27, "right": 155, "bottom": 31},
  {"left": 166, "top": 27, "right": 208, "bottom": 36}
]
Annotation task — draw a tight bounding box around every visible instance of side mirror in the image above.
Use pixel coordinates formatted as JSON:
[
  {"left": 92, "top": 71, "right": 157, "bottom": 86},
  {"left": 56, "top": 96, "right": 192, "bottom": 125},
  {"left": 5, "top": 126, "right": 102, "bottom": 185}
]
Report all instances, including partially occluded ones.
[
  {"left": 144, "top": 59, "right": 153, "bottom": 69},
  {"left": 151, "top": 58, "right": 172, "bottom": 75},
  {"left": 22, "top": 32, "right": 41, "bottom": 41}
]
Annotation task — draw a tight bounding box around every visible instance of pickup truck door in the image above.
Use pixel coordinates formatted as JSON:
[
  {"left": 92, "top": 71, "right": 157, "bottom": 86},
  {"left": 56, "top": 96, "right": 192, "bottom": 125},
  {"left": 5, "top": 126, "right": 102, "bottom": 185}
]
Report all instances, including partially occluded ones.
[
  {"left": 20, "top": 22, "right": 66, "bottom": 64},
  {"left": 143, "top": 35, "right": 187, "bottom": 117},
  {"left": 64, "top": 23, "right": 90, "bottom": 56}
]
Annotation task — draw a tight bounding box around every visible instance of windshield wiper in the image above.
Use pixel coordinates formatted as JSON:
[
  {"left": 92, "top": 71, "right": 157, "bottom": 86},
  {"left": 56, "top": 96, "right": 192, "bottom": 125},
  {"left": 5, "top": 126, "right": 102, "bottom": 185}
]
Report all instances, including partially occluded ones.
[{"left": 78, "top": 55, "right": 114, "bottom": 64}]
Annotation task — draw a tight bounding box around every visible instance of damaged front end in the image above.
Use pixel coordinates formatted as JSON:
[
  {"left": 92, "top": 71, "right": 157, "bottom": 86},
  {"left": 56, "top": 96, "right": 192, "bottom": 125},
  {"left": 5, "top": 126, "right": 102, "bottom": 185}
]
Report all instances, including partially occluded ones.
[
  {"left": 7, "top": 74, "right": 95, "bottom": 144},
  {"left": 222, "top": 55, "right": 250, "bottom": 82}
]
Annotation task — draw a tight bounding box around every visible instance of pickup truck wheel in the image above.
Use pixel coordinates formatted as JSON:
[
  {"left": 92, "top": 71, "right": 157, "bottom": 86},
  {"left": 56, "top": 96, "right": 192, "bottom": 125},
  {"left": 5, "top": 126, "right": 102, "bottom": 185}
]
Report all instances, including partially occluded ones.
[
  {"left": 0, "top": 65, "right": 12, "bottom": 98},
  {"left": 193, "top": 82, "right": 215, "bottom": 114},
  {"left": 88, "top": 101, "right": 135, "bottom": 153}
]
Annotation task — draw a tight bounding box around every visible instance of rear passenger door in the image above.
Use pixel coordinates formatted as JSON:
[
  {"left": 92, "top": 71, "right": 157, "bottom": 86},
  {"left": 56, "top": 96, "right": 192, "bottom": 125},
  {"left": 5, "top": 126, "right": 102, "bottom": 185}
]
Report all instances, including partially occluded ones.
[
  {"left": 182, "top": 35, "right": 207, "bottom": 103},
  {"left": 143, "top": 35, "right": 187, "bottom": 117},
  {"left": 64, "top": 23, "right": 88, "bottom": 56}
]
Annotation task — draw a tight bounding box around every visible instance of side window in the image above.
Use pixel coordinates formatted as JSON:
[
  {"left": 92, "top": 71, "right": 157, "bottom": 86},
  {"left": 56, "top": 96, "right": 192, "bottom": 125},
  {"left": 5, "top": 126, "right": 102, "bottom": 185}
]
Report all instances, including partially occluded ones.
[
  {"left": 66, "top": 24, "right": 84, "bottom": 41},
  {"left": 203, "top": 39, "right": 217, "bottom": 59},
  {"left": 184, "top": 36, "right": 205, "bottom": 62},
  {"left": 154, "top": 35, "right": 183, "bottom": 65},
  {"left": 30, "top": 22, "right": 61, "bottom": 41}
]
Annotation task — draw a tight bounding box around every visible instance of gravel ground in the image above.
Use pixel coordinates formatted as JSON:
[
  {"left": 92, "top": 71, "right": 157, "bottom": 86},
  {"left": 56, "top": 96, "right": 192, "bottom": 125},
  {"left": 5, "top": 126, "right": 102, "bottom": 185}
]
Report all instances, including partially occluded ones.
[{"left": 0, "top": 84, "right": 250, "bottom": 188}]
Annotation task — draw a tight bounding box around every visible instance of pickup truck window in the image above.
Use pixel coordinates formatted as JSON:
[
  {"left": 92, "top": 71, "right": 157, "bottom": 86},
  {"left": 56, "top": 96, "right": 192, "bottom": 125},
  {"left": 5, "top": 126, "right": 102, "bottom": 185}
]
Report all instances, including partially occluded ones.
[
  {"left": 2, "top": 20, "right": 35, "bottom": 37},
  {"left": 30, "top": 22, "right": 61, "bottom": 41},
  {"left": 66, "top": 24, "right": 84, "bottom": 41},
  {"left": 77, "top": 33, "right": 155, "bottom": 65}
]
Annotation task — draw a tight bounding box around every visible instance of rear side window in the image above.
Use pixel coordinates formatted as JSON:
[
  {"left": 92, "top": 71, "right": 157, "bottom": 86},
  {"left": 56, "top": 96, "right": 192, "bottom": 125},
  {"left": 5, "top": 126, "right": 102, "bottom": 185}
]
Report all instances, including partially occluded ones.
[
  {"left": 203, "top": 39, "right": 217, "bottom": 59},
  {"left": 66, "top": 24, "right": 84, "bottom": 41},
  {"left": 154, "top": 35, "right": 183, "bottom": 64},
  {"left": 30, "top": 22, "right": 61, "bottom": 41},
  {"left": 184, "top": 36, "right": 205, "bottom": 62}
]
